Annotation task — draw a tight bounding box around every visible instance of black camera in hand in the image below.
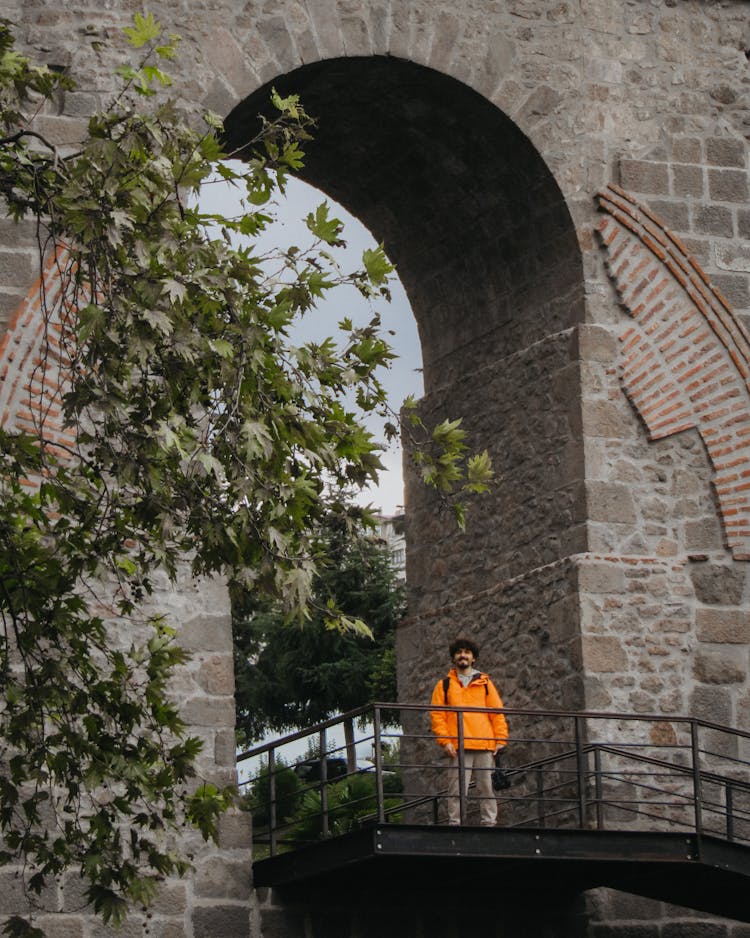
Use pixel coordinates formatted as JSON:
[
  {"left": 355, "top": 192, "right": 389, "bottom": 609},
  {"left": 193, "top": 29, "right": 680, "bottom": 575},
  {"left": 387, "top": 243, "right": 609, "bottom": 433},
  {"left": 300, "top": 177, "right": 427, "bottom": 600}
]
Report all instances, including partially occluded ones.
[{"left": 491, "top": 748, "right": 511, "bottom": 791}]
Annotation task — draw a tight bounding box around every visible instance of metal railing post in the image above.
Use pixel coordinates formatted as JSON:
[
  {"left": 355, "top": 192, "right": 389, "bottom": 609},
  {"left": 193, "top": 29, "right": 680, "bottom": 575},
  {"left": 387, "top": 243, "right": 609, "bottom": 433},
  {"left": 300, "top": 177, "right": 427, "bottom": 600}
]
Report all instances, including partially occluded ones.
[
  {"left": 268, "top": 746, "right": 277, "bottom": 856},
  {"left": 373, "top": 706, "right": 386, "bottom": 823},
  {"left": 457, "top": 710, "right": 466, "bottom": 825},
  {"left": 319, "top": 728, "right": 329, "bottom": 838},
  {"left": 594, "top": 746, "right": 603, "bottom": 830},
  {"left": 536, "top": 767, "right": 545, "bottom": 828},
  {"left": 575, "top": 715, "right": 587, "bottom": 828},
  {"left": 726, "top": 781, "right": 735, "bottom": 842},
  {"left": 690, "top": 720, "right": 703, "bottom": 859}
]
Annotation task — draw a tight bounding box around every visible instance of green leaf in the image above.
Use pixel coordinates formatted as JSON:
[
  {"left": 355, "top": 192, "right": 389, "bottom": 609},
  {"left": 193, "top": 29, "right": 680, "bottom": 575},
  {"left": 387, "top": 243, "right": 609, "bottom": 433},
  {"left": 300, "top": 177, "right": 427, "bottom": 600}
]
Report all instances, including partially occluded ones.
[
  {"left": 270, "top": 87, "right": 300, "bottom": 119},
  {"left": 362, "top": 245, "right": 393, "bottom": 285},
  {"left": 124, "top": 12, "right": 162, "bottom": 48},
  {"left": 2, "top": 916, "right": 45, "bottom": 938},
  {"left": 87, "top": 885, "right": 129, "bottom": 927},
  {"left": 306, "top": 202, "right": 343, "bottom": 245}
]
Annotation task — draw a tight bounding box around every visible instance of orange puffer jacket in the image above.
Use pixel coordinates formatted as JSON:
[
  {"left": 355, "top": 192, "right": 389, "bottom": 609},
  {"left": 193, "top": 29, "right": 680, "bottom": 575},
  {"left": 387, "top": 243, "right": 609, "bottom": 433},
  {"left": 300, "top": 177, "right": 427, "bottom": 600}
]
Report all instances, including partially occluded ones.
[{"left": 430, "top": 669, "right": 509, "bottom": 750}]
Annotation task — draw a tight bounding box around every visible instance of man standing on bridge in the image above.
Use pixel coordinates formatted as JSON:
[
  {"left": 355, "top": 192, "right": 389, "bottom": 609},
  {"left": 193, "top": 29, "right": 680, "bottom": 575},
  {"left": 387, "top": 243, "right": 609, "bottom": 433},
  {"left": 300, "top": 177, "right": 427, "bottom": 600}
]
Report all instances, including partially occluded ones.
[{"left": 430, "top": 636, "right": 508, "bottom": 826}]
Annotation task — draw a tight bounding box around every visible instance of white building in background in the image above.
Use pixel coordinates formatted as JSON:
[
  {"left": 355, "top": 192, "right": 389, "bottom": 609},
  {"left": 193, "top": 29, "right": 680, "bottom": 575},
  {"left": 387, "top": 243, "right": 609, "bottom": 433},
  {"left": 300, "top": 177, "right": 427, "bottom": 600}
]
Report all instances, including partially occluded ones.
[{"left": 374, "top": 512, "right": 405, "bottom": 581}]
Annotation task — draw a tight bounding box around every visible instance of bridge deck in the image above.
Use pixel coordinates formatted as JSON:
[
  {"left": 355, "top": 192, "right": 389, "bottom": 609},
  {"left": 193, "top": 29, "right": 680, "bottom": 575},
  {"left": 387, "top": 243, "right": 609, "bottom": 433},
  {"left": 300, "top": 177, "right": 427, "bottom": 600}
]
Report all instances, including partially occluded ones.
[
  {"left": 242, "top": 705, "right": 750, "bottom": 923},
  {"left": 253, "top": 824, "right": 750, "bottom": 922}
]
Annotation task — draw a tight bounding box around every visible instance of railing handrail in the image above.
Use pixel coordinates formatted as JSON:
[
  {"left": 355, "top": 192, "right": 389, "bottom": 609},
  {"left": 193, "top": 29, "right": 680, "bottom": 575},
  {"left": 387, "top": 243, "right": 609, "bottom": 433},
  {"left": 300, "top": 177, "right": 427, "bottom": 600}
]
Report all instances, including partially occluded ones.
[
  {"left": 372, "top": 701, "right": 750, "bottom": 740},
  {"left": 240, "top": 701, "right": 750, "bottom": 860},
  {"left": 236, "top": 703, "right": 373, "bottom": 761},
  {"left": 237, "top": 701, "right": 750, "bottom": 764}
]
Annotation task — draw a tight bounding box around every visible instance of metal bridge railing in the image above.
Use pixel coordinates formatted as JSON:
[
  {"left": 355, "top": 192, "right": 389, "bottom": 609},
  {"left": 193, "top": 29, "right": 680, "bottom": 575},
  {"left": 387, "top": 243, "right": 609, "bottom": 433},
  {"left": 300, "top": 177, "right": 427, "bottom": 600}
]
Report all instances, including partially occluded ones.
[{"left": 236, "top": 704, "right": 750, "bottom": 859}]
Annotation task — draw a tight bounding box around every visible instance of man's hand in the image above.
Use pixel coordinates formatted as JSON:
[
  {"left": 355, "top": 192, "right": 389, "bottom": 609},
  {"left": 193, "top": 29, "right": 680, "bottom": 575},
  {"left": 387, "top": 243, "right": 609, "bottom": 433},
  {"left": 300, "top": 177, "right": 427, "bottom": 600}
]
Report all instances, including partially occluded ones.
[{"left": 444, "top": 743, "right": 457, "bottom": 759}]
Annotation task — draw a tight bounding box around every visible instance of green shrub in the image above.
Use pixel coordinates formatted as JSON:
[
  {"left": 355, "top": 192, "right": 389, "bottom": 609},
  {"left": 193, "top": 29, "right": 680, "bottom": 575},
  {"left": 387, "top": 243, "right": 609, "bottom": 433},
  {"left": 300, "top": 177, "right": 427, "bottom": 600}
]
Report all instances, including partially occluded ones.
[{"left": 243, "top": 760, "right": 301, "bottom": 827}]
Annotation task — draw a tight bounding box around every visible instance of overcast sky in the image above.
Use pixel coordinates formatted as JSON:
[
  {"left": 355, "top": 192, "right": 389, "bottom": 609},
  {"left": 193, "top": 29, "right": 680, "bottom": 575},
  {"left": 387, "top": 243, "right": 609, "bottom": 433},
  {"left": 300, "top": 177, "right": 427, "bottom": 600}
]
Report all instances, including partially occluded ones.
[{"left": 199, "top": 169, "right": 423, "bottom": 515}]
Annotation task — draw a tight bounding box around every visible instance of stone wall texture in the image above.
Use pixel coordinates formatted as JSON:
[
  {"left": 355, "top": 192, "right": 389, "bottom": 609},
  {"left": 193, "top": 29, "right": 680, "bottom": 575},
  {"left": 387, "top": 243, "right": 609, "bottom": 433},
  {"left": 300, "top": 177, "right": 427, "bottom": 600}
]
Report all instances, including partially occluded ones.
[{"left": 0, "top": 0, "right": 748, "bottom": 936}]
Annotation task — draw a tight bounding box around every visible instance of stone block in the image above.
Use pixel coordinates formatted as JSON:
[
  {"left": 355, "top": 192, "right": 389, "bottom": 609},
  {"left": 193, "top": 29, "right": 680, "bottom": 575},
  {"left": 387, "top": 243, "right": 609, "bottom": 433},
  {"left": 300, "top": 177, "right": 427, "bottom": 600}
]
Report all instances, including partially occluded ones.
[
  {"left": 649, "top": 721, "right": 677, "bottom": 746},
  {"left": 194, "top": 858, "right": 252, "bottom": 900},
  {"left": 149, "top": 881, "right": 187, "bottom": 916},
  {"left": 577, "top": 560, "right": 626, "bottom": 594},
  {"left": 711, "top": 273, "right": 749, "bottom": 309},
  {"left": 181, "top": 695, "right": 236, "bottom": 727},
  {"left": 672, "top": 164, "right": 703, "bottom": 199},
  {"left": 672, "top": 138, "right": 702, "bottom": 163},
  {"left": 739, "top": 208, "right": 750, "bottom": 242},
  {"left": 680, "top": 237, "right": 710, "bottom": 266},
  {"left": 30, "top": 115, "right": 88, "bottom": 147},
  {"left": 582, "top": 399, "right": 629, "bottom": 439},
  {"left": 577, "top": 324, "right": 618, "bottom": 363},
  {"left": 662, "top": 924, "right": 729, "bottom": 938},
  {"left": 620, "top": 159, "right": 669, "bottom": 196},
  {"left": 648, "top": 199, "right": 689, "bottom": 231},
  {"left": 586, "top": 481, "right": 637, "bottom": 524},
  {"left": 690, "top": 566, "right": 746, "bottom": 607},
  {"left": 200, "top": 77, "right": 240, "bottom": 123},
  {"left": 198, "top": 655, "right": 235, "bottom": 695},
  {"left": 581, "top": 634, "right": 627, "bottom": 673},
  {"left": 204, "top": 28, "right": 261, "bottom": 95},
  {"left": 708, "top": 169, "right": 749, "bottom": 203},
  {"left": 179, "top": 611, "right": 232, "bottom": 653},
  {"left": 706, "top": 137, "right": 746, "bottom": 168},
  {"left": 684, "top": 516, "right": 724, "bottom": 552},
  {"left": 697, "top": 603, "right": 749, "bottom": 647},
  {"left": 85, "top": 919, "right": 145, "bottom": 938},
  {"left": 217, "top": 810, "right": 253, "bottom": 850},
  {"left": 192, "top": 905, "right": 250, "bottom": 938},
  {"left": 520, "top": 85, "right": 564, "bottom": 121},
  {"left": 33, "top": 917, "right": 83, "bottom": 938},
  {"left": 715, "top": 242, "right": 750, "bottom": 273},
  {"left": 591, "top": 925, "right": 660, "bottom": 937},
  {"left": 0, "top": 871, "right": 44, "bottom": 916},
  {"left": 583, "top": 675, "right": 613, "bottom": 709},
  {"left": 143, "top": 923, "right": 185, "bottom": 938},
  {"left": 694, "top": 650, "right": 746, "bottom": 685},
  {"left": 689, "top": 685, "right": 732, "bottom": 725},
  {"left": 215, "top": 728, "right": 238, "bottom": 767},
  {"left": 737, "top": 690, "right": 750, "bottom": 732},
  {"left": 691, "top": 204, "right": 733, "bottom": 237},
  {"left": 60, "top": 873, "right": 90, "bottom": 914},
  {"left": 0, "top": 289, "right": 26, "bottom": 329},
  {"left": 0, "top": 249, "right": 36, "bottom": 287}
]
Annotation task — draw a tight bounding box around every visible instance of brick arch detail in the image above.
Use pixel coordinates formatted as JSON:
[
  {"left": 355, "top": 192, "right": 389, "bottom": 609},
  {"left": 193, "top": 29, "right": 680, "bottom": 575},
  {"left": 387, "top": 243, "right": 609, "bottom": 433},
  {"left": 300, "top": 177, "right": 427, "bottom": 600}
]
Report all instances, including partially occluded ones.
[
  {"left": 0, "top": 247, "right": 75, "bottom": 461},
  {"left": 596, "top": 183, "right": 750, "bottom": 560}
]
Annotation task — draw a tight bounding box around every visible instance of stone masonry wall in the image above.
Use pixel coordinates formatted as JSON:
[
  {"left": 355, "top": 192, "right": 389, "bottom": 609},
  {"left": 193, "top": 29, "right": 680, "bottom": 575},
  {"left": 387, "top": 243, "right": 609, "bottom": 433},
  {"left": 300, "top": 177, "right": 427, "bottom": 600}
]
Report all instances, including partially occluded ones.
[{"left": 0, "top": 1, "right": 748, "bottom": 937}]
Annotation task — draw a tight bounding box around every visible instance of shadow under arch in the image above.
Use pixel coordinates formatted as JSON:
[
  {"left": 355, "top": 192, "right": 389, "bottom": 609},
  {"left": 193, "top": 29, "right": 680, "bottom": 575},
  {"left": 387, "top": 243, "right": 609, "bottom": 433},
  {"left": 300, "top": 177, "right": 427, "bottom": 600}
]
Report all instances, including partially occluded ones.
[{"left": 224, "top": 57, "right": 587, "bottom": 712}]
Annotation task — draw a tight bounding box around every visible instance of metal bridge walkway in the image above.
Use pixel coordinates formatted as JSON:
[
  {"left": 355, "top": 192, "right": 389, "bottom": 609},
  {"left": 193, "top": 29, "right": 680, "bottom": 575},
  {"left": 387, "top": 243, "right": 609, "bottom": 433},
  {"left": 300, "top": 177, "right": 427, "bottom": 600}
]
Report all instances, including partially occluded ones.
[{"left": 238, "top": 704, "right": 750, "bottom": 922}]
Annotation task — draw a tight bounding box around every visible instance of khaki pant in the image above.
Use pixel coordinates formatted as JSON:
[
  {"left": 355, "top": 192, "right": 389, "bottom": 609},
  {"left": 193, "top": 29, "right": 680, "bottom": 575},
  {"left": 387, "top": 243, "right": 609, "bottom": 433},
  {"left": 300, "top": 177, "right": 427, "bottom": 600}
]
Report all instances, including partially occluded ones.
[{"left": 444, "top": 749, "right": 497, "bottom": 826}]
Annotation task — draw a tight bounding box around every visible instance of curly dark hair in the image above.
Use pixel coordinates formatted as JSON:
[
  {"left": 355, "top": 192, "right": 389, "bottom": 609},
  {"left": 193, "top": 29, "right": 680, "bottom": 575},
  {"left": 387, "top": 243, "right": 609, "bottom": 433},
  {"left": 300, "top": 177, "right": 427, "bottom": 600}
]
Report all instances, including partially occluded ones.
[{"left": 449, "top": 637, "right": 479, "bottom": 659}]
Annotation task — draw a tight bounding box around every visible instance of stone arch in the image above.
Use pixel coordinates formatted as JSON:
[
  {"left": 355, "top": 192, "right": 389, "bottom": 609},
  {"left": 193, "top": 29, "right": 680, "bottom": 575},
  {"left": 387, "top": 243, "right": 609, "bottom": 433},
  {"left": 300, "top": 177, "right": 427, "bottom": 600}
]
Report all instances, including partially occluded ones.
[
  {"left": 0, "top": 2, "right": 748, "bottom": 935},
  {"left": 223, "top": 56, "right": 587, "bottom": 712}
]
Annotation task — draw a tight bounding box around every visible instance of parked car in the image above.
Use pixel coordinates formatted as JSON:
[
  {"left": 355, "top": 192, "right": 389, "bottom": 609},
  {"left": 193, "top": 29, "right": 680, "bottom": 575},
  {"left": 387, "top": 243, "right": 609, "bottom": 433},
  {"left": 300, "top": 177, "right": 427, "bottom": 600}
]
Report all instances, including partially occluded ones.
[{"left": 293, "top": 756, "right": 348, "bottom": 783}]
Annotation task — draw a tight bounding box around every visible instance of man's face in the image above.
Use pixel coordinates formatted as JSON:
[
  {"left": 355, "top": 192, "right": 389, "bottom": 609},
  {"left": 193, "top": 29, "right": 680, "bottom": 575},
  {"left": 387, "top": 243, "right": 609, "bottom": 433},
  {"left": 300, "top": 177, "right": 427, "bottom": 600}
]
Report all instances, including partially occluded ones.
[{"left": 452, "top": 647, "right": 475, "bottom": 669}]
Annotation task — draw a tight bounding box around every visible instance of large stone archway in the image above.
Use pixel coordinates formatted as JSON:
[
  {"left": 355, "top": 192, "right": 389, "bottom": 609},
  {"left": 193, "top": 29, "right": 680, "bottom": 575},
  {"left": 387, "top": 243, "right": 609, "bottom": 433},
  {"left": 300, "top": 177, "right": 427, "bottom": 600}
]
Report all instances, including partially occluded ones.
[
  {"left": 0, "top": 2, "right": 748, "bottom": 936},
  {"left": 223, "top": 56, "right": 587, "bottom": 716}
]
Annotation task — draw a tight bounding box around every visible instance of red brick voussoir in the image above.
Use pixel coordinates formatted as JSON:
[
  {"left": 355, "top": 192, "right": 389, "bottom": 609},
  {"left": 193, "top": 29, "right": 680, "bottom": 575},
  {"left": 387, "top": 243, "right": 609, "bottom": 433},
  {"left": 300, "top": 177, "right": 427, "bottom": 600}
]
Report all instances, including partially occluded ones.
[
  {"left": 0, "top": 245, "right": 78, "bottom": 478},
  {"left": 596, "top": 184, "right": 750, "bottom": 561}
]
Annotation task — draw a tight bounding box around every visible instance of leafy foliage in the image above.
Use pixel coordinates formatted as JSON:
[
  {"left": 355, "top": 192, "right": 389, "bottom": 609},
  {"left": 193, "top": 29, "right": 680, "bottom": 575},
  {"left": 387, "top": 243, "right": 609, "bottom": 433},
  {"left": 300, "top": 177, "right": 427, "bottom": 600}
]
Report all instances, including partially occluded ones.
[
  {"left": 244, "top": 758, "right": 301, "bottom": 828},
  {"left": 284, "top": 770, "right": 403, "bottom": 843},
  {"left": 232, "top": 514, "right": 405, "bottom": 744},
  {"left": 0, "top": 12, "right": 491, "bottom": 933}
]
